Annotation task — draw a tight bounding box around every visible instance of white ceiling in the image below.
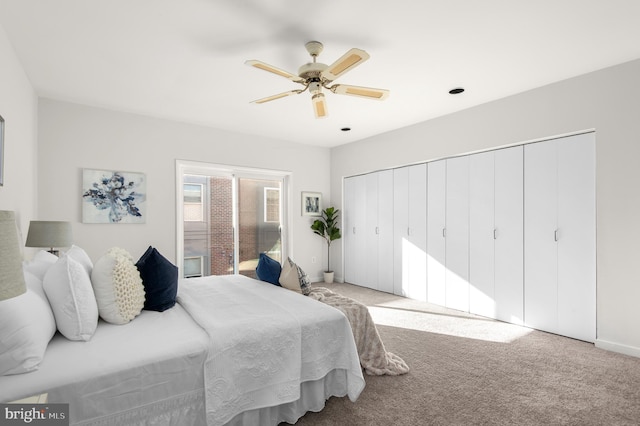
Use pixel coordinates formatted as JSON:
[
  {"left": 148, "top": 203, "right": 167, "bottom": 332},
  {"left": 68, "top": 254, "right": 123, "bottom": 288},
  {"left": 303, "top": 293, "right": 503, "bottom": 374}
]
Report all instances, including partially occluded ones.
[{"left": 1, "top": 1, "right": 639, "bottom": 148}]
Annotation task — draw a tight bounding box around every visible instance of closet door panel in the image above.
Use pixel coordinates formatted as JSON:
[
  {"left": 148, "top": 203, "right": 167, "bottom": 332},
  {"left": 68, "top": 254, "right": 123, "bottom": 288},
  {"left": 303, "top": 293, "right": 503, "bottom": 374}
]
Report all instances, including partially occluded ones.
[
  {"left": 557, "top": 133, "right": 596, "bottom": 342},
  {"left": 365, "top": 173, "right": 380, "bottom": 290},
  {"left": 524, "top": 141, "right": 558, "bottom": 333},
  {"left": 393, "top": 167, "right": 410, "bottom": 296},
  {"left": 343, "top": 177, "right": 357, "bottom": 284},
  {"left": 445, "top": 156, "right": 470, "bottom": 312},
  {"left": 427, "top": 160, "right": 447, "bottom": 305},
  {"left": 407, "top": 164, "right": 428, "bottom": 301},
  {"left": 469, "top": 151, "right": 496, "bottom": 318},
  {"left": 377, "top": 170, "right": 395, "bottom": 294},
  {"left": 494, "top": 146, "right": 524, "bottom": 325},
  {"left": 344, "top": 175, "right": 367, "bottom": 286}
]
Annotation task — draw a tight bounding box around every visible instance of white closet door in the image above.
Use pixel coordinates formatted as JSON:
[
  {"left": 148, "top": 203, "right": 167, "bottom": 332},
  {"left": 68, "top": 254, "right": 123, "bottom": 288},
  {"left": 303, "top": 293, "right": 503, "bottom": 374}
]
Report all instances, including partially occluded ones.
[
  {"left": 524, "top": 141, "right": 559, "bottom": 333},
  {"left": 427, "top": 160, "right": 446, "bottom": 305},
  {"left": 344, "top": 175, "right": 367, "bottom": 285},
  {"left": 393, "top": 167, "right": 410, "bottom": 296},
  {"left": 377, "top": 170, "right": 395, "bottom": 294},
  {"left": 343, "top": 177, "right": 357, "bottom": 284},
  {"left": 365, "top": 173, "right": 379, "bottom": 290},
  {"left": 494, "top": 146, "right": 524, "bottom": 325},
  {"left": 469, "top": 151, "right": 496, "bottom": 318},
  {"left": 557, "top": 133, "right": 596, "bottom": 342},
  {"left": 407, "top": 164, "right": 428, "bottom": 301},
  {"left": 445, "top": 156, "right": 470, "bottom": 312}
]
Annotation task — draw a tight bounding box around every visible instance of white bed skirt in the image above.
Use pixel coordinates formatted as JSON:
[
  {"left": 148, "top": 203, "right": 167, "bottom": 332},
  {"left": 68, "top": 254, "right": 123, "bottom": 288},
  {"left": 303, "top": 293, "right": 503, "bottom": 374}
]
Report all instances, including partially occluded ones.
[{"left": 74, "top": 368, "right": 350, "bottom": 426}]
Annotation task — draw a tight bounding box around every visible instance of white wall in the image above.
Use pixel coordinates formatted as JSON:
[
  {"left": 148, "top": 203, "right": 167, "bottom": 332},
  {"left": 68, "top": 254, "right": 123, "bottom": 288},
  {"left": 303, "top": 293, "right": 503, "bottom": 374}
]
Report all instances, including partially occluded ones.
[
  {"left": 0, "top": 25, "right": 38, "bottom": 248},
  {"left": 37, "top": 99, "right": 331, "bottom": 281},
  {"left": 331, "top": 58, "right": 640, "bottom": 357}
]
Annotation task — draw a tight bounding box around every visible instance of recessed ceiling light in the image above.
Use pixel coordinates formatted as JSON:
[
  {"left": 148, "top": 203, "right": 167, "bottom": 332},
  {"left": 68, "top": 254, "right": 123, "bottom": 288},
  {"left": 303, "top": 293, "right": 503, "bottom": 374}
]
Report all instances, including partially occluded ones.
[
  {"left": 449, "top": 88, "right": 465, "bottom": 95},
  {"left": 341, "top": 127, "right": 351, "bottom": 132}
]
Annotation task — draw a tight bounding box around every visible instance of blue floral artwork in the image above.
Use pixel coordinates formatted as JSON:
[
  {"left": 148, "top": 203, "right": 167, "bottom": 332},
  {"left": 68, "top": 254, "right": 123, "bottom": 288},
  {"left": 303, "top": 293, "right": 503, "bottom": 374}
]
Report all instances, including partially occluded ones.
[{"left": 82, "top": 169, "right": 146, "bottom": 223}]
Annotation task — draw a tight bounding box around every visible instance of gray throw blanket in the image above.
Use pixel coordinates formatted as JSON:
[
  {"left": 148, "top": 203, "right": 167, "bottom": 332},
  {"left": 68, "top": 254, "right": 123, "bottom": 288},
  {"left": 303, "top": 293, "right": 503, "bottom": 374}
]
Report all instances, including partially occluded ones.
[{"left": 308, "top": 287, "right": 410, "bottom": 376}]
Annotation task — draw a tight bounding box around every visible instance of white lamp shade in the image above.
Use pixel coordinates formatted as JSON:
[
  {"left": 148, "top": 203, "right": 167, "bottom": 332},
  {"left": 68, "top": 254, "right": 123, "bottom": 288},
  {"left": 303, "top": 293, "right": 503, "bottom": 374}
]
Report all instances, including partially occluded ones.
[
  {"left": 0, "top": 210, "right": 27, "bottom": 301},
  {"left": 26, "top": 221, "right": 72, "bottom": 251}
]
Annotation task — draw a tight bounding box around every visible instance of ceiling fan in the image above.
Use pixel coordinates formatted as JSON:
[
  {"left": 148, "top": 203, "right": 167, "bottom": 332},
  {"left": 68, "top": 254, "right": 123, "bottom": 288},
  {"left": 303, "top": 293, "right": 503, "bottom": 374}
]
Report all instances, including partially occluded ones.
[{"left": 245, "top": 41, "right": 389, "bottom": 118}]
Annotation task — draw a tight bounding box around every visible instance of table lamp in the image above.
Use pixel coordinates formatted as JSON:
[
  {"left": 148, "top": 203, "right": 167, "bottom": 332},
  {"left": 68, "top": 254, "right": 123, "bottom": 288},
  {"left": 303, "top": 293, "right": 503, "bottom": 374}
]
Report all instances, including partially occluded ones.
[{"left": 25, "top": 220, "right": 72, "bottom": 256}]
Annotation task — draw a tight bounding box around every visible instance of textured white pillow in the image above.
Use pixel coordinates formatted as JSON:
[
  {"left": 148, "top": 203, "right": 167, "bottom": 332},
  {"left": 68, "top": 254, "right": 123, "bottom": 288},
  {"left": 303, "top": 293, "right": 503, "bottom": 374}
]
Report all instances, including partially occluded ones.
[
  {"left": 22, "top": 250, "right": 58, "bottom": 281},
  {"left": 91, "top": 247, "right": 145, "bottom": 325},
  {"left": 0, "top": 271, "right": 56, "bottom": 375},
  {"left": 66, "top": 245, "right": 93, "bottom": 276},
  {"left": 279, "top": 258, "right": 302, "bottom": 293},
  {"left": 43, "top": 255, "right": 99, "bottom": 341}
]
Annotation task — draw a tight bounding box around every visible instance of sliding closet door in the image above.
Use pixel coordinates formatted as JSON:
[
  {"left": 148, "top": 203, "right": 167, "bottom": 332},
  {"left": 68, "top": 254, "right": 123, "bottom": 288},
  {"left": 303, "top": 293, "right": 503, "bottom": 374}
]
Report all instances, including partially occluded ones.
[
  {"left": 494, "top": 146, "right": 524, "bottom": 325},
  {"left": 377, "top": 170, "right": 395, "bottom": 294},
  {"left": 557, "top": 133, "right": 596, "bottom": 342},
  {"left": 365, "top": 173, "right": 380, "bottom": 290},
  {"left": 407, "top": 164, "right": 428, "bottom": 301},
  {"left": 393, "top": 167, "right": 410, "bottom": 296},
  {"left": 524, "top": 141, "right": 559, "bottom": 333},
  {"left": 344, "top": 175, "right": 367, "bottom": 285},
  {"left": 427, "top": 160, "right": 446, "bottom": 305},
  {"left": 469, "top": 151, "right": 496, "bottom": 318},
  {"left": 445, "top": 156, "right": 470, "bottom": 312}
]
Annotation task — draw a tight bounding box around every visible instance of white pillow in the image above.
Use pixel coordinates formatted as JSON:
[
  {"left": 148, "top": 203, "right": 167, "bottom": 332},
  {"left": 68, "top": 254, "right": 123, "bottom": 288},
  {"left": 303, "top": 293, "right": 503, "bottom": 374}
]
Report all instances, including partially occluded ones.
[
  {"left": 66, "top": 245, "right": 93, "bottom": 276},
  {"left": 43, "top": 255, "right": 98, "bottom": 341},
  {"left": 279, "top": 258, "right": 302, "bottom": 293},
  {"left": 22, "top": 250, "right": 58, "bottom": 281},
  {"left": 91, "top": 247, "right": 145, "bottom": 325},
  {"left": 0, "top": 271, "right": 56, "bottom": 375}
]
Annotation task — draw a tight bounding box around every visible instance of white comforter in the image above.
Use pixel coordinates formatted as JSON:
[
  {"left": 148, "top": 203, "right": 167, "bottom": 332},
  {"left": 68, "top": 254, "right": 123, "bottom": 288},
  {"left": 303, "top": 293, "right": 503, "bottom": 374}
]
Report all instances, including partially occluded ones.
[{"left": 177, "top": 275, "right": 365, "bottom": 426}]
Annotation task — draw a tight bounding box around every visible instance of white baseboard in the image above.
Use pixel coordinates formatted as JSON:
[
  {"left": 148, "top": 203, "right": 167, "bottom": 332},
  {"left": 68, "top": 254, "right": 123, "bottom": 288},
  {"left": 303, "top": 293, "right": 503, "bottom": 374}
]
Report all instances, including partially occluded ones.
[{"left": 595, "top": 339, "right": 640, "bottom": 358}]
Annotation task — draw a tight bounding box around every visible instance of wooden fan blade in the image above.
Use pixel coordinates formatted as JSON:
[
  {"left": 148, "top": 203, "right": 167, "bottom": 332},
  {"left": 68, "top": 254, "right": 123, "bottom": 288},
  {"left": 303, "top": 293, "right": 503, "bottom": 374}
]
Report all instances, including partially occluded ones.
[
  {"left": 321, "top": 48, "right": 370, "bottom": 81},
  {"left": 330, "top": 84, "right": 389, "bottom": 100},
  {"left": 250, "top": 90, "right": 301, "bottom": 104},
  {"left": 245, "top": 60, "right": 304, "bottom": 83},
  {"left": 312, "top": 93, "right": 328, "bottom": 118}
]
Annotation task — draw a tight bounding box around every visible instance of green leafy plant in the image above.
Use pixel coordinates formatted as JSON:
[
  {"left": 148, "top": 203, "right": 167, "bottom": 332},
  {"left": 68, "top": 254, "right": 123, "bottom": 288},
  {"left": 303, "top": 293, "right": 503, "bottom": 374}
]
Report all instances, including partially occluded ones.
[{"left": 310, "top": 207, "right": 342, "bottom": 273}]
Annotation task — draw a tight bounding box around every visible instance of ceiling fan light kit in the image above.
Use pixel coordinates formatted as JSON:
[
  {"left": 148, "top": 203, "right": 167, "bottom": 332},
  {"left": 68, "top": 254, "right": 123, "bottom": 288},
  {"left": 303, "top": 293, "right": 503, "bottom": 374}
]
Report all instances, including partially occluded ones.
[{"left": 245, "top": 41, "right": 389, "bottom": 118}]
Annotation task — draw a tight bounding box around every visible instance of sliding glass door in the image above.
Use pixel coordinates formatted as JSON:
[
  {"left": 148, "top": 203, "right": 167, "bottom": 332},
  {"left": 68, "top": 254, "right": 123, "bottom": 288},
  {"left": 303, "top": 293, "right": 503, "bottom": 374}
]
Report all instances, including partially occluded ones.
[{"left": 177, "top": 161, "right": 289, "bottom": 279}]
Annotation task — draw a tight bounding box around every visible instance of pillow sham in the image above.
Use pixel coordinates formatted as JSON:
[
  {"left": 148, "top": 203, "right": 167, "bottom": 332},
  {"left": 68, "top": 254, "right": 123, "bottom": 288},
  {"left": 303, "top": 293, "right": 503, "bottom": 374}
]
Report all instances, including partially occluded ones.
[
  {"left": 43, "top": 254, "right": 98, "bottom": 341},
  {"left": 22, "top": 250, "right": 57, "bottom": 281},
  {"left": 296, "top": 263, "right": 312, "bottom": 296},
  {"left": 255, "top": 253, "right": 281, "bottom": 286},
  {"left": 0, "top": 271, "right": 56, "bottom": 375},
  {"left": 66, "top": 245, "right": 93, "bottom": 276},
  {"left": 279, "top": 258, "right": 302, "bottom": 293},
  {"left": 91, "top": 247, "right": 145, "bottom": 324},
  {"left": 135, "top": 246, "right": 178, "bottom": 312}
]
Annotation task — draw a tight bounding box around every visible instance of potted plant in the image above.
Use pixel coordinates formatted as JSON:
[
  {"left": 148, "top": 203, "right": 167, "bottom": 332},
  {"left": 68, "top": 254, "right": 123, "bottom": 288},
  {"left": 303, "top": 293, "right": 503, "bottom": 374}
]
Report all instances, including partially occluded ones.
[{"left": 310, "top": 206, "right": 341, "bottom": 283}]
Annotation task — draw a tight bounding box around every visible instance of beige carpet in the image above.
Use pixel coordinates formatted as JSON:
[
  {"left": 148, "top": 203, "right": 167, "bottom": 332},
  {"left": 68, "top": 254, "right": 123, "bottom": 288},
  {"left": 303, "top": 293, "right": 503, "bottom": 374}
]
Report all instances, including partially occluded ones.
[{"left": 290, "top": 282, "right": 640, "bottom": 426}]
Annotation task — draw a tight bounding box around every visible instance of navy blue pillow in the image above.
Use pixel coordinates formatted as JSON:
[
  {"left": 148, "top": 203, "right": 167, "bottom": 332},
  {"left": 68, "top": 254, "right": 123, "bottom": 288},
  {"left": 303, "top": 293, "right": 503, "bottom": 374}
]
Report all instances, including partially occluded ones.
[
  {"left": 136, "top": 246, "right": 178, "bottom": 311},
  {"left": 255, "top": 253, "right": 281, "bottom": 286}
]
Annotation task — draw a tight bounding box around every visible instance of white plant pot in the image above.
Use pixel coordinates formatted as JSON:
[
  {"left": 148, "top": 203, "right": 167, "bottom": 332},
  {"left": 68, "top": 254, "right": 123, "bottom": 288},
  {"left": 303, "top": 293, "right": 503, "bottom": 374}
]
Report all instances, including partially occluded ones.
[{"left": 323, "top": 271, "right": 334, "bottom": 284}]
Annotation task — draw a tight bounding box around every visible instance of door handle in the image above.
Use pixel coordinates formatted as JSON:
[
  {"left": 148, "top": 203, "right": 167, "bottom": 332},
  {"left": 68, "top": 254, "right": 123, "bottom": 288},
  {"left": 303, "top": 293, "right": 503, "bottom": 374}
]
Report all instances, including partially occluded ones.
[
  {"left": 442, "top": 228, "right": 446, "bottom": 238},
  {"left": 554, "top": 229, "right": 559, "bottom": 242},
  {"left": 375, "top": 226, "right": 379, "bottom": 235},
  {"left": 494, "top": 229, "right": 497, "bottom": 240}
]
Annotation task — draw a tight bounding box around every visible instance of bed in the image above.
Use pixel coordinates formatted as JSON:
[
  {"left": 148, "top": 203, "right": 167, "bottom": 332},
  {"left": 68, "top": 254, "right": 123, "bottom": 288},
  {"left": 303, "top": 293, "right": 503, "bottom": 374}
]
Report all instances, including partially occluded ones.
[{"left": 0, "top": 273, "right": 365, "bottom": 425}]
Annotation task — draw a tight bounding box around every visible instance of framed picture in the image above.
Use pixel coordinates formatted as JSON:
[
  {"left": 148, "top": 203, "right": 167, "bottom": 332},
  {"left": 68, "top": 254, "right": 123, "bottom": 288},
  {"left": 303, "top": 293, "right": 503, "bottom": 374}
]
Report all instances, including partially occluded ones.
[
  {"left": 302, "top": 191, "right": 322, "bottom": 216},
  {"left": 82, "top": 168, "right": 146, "bottom": 223},
  {"left": 0, "top": 114, "right": 4, "bottom": 186}
]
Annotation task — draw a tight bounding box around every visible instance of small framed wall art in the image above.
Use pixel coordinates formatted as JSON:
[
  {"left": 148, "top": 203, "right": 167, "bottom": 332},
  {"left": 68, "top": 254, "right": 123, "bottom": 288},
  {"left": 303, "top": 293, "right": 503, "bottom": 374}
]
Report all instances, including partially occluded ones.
[
  {"left": 302, "top": 191, "right": 322, "bottom": 216},
  {"left": 82, "top": 168, "right": 146, "bottom": 223}
]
